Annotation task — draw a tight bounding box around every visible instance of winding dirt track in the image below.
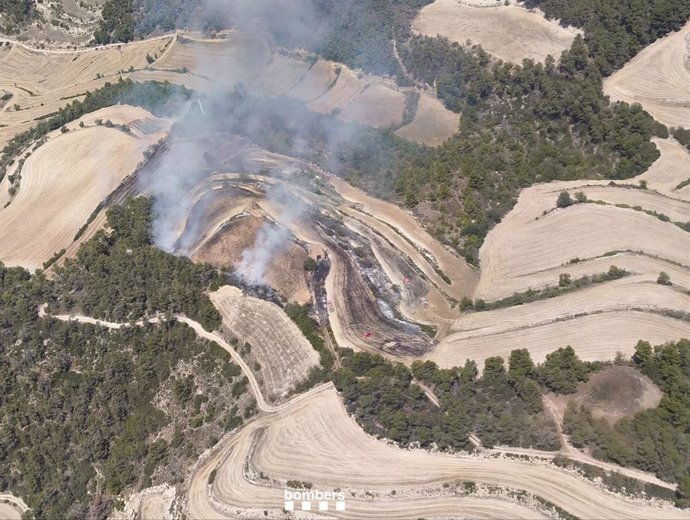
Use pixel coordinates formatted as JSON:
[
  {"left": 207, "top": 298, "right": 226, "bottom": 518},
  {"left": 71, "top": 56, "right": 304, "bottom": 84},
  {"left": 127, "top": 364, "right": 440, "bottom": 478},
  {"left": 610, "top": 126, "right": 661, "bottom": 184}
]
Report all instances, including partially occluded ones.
[
  {"left": 604, "top": 21, "right": 690, "bottom": 129},
  {"left": 42, "top": 309, "right": 689, "bottom": 518},
  {"left": 0, "top": 36, "right": 172, "bottom": 148},
  {"left": 187, "top": 383, "right": 688, "bottom": 520}
]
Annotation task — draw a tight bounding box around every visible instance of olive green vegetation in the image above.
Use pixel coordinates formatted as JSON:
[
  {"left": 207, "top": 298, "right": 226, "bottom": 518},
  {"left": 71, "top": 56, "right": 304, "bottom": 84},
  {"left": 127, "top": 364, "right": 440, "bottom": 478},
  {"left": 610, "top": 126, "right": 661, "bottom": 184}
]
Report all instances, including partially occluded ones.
[
  {"left": 672, "top": 127, "right": 690, "bottom": 153},
  {"left": 333, "top": 340, "right": 690, "bottom": 504},
  {"left": 45, "top": 1, "right": 690, "bottom": 265},
  {"left": 563, "top": 339, "right": 690, "bottom": 487},
  {"left": 524, "top": 0, "right": 690, "bottom": 75},
  {"left": 0, "top": 79, "right": 193, "bottom": 182},
  {"left": 552, "top": 455, "right": 678, "bottom": 504},
  {"left": 52, "top": 197, "right": 223, "bottom": 330},
  {"left": 269, "top": 0, "right": 433, "bottom": 78},
  {"left": 0, "top": 198, "right": 255, "bottom": 520},
  {"left": 394, "top": 36, "right": 666, "bottom": 263},
  {"left": 332, "top": 347, "right": 569, "bottom": 451},
  {"left": 0, "top": 0, "right": 34, "bottom": 33},
  {"left": 284, "top": 303, "right": 334, "bottom": 391},
  {"left": 93, "top": 0, "right": 135, "bottom": 44},
  {"left": 460, "top": 265, "right": 629, "bottom": 312}
]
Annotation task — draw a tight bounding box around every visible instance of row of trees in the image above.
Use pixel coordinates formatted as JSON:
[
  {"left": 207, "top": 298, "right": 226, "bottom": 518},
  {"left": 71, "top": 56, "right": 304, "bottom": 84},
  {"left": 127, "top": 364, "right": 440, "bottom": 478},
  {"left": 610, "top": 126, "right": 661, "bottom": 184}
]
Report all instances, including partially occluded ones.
[
  {"left": 332, "top": 345, "right": 600, "bottom": 452},
  {"left": 0, "top": 79, "right": 192, "bottom": 182}
]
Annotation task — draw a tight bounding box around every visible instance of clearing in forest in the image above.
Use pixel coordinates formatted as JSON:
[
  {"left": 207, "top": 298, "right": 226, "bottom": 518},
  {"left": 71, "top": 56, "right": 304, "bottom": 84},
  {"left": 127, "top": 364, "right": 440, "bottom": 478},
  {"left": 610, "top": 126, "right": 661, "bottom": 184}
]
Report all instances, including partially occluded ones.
[{"left": 412, "top": 0, "right": 581, "bottom": 63}]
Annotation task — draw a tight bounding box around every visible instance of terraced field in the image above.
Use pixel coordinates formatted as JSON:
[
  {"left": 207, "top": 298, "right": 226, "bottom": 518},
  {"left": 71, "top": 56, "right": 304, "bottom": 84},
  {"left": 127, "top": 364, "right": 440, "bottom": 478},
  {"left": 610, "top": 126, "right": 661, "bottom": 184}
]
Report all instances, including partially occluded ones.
[
  {"left": 0, "top": 105, "right": 170, "bottom": 269},
  {"left": 209, "top": 285, "right": 319, "bottom": 403},
  {"left": 132, "top": 34, "right": 458, "bottom": 143},
  {"left": 0, "top": 36, "right": 173, "bottom": 148},
  {"left": 604, "top": 21, "right": 690, "bottom": 129},
  {"left": 186, "top": 383, "right": 688, "bottom": 520},
  {"left": 428, "top": 136, "right": 690, "bottom": 368}
]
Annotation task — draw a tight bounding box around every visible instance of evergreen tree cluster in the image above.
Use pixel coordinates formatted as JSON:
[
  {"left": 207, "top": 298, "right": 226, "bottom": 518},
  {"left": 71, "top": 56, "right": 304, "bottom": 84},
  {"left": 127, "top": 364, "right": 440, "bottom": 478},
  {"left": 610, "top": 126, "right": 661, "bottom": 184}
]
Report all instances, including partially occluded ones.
[
  {"left": 525, "top": 0, "right": 690, "bottom": 75},
  {"left": 0, "top": 79, "right": 192, "bottom": 183},
  {"left": 0, "top": 198, "right": 251, "bottom": 519},
  {"left": 332, "top": 347, "right": 568, "bottom": 451},
  {"left": 564, "top": 339, "right": 690, "bottom": 484},
  {"left": 395, "top": 35, "right": 665, "bottom": 262}
]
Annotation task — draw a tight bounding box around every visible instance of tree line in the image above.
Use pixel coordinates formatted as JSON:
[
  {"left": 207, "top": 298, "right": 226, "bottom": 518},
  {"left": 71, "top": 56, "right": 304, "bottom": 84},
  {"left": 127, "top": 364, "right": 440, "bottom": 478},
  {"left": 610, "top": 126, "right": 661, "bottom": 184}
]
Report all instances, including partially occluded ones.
[
  {"left": 0, "top": 79, "right": 192, "bottom": 183},
  {"left": 332, "top": 345, "right": 602, "bottom": 452}
]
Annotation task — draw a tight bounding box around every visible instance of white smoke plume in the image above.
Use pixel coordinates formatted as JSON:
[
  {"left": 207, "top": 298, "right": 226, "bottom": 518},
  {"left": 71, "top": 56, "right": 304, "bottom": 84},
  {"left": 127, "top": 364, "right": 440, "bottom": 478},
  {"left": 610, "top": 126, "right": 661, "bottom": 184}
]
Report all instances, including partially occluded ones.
[{"left": 237, "top": 184, "right": 308, "bottom": 284}]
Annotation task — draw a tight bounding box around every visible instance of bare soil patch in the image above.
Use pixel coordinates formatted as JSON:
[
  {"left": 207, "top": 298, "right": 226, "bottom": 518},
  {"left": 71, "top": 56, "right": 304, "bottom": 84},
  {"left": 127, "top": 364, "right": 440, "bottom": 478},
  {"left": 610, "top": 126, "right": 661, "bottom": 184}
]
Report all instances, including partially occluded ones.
[{"left": 563, "top": 366, "right": 663, "bottom": 425}]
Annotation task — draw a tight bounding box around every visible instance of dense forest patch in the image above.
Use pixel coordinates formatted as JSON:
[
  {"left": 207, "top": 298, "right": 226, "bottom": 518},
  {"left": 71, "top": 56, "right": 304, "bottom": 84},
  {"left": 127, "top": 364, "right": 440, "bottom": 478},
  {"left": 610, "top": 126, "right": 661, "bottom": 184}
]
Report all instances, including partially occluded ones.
[
  {"left": 563, "top": 339, "right": 690, "bottom": 485},
  {"left": 0, "top": 198, "right": 253, "bottom": 519},
  {"left": 333, "top": 340, "right": 690, "bottom": 504},
  {"left": 524, "top": 0, "right": 690, "bottom": 75},
  {"left": 330, "top": 347, "right": 599, "bottom": 451},
  {"left": 0, "top": 0, "right": 35, "bottom": 34}
]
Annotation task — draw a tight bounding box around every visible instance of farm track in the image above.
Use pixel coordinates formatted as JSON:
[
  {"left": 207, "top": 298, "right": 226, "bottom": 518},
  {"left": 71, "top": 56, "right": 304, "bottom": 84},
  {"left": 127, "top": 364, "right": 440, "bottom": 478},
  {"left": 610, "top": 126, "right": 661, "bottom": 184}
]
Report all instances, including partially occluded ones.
[
  {"left": 41, "top": 291, "right": 688, "bottom": 518},
  {"left": 187, "top": 383, "right": 688, "bottom": 520}
]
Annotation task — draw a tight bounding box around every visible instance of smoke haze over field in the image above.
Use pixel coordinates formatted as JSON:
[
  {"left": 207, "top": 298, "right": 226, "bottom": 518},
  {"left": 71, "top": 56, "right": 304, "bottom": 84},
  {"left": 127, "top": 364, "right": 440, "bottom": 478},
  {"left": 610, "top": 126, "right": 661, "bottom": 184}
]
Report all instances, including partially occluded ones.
[
  {"left": 140, "top": 0, "right": 404, "bottom": 284},
  {"left": 237, "top": 184, "right": 309, "bottom": 283}
]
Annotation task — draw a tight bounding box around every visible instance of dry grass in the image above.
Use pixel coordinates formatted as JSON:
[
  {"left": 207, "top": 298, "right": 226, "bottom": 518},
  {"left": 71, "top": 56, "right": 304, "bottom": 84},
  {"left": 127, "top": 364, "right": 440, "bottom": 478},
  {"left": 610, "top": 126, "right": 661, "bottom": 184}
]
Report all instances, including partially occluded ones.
[
  {"left": 338, "top": 83, "right": 406, "bottom": 128},
  {"left": 209, "top": 286, "right": 320, "bottom": 403},
  {"left": 395, "top": 93, "right": 460, "bottom": 146},
  {"left": 558, "top": 366, "right": 663, "bottom": 425},
  {"left": 413, "top": 0, "right": 581, "bottom": 63},
  {"left": 633, "top": 137, "right": 690, "bottom": 198},
  {"left": 0, "top": 105, "right": 170, "bottom": 270},
  {"left": 186, "top": 384, "right": 688, "bottom": 519},
  {"left": 475, "top": 185, "right": 690, "bottom": 301},
  {"left": 431, "top": 310, "right": 690, "bottom": 368},
  {"left": 192, "top": 212, "right": 311, "bottom": 304},
  {"left": 604, "top": 21, "right": 690, "bottom": 129},
  {"left": 0, "top": 36, "right": 172, "bottom": 149},
  {"left": 140, "top": 35, "right": 459, "bottom": 142},
  {"left": 432, "top": 140, "right": 690, "bottom": 366}
]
